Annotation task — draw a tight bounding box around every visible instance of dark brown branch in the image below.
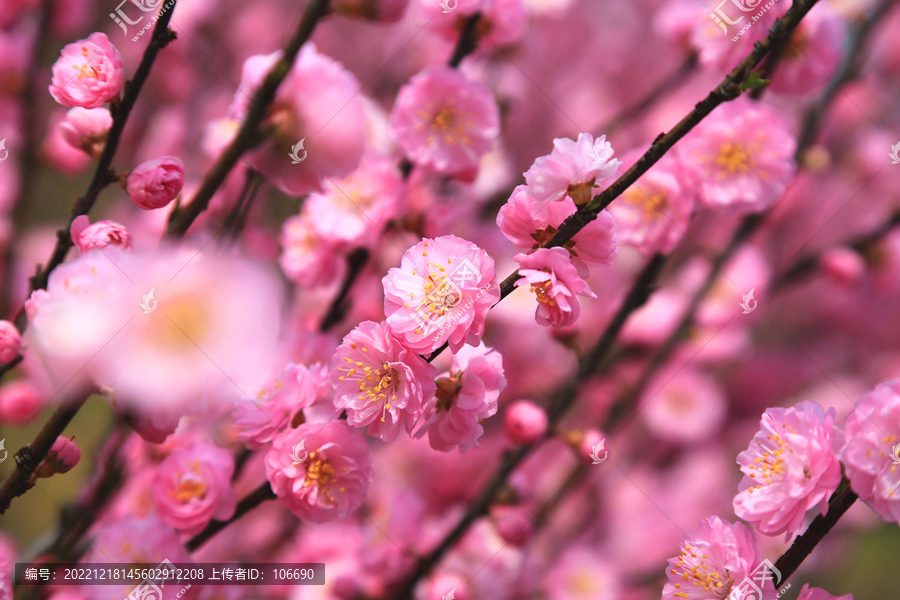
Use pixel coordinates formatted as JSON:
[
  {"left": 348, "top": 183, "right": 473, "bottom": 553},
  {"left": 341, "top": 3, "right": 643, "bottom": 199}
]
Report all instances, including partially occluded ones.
[
  {"left": 385, "top": 254, "right": 668, "bottom": 600},
  {"left": 0, "top": 391, "right": 91, "bottom": 514},
  {"left": 186, "top": 482, "right": 276, "bottom": 551},
  {"left": 448, "top": 13, "right": 483, "bottom": 68},
  {"left": 319, "top": 248, "right": 371, "bottom": 331},
  {"left": 496, "top": 0, "right": 823, "bottom": 301},
  {"left": 166, "top": 0, "right": 331, "bottom": 236}
]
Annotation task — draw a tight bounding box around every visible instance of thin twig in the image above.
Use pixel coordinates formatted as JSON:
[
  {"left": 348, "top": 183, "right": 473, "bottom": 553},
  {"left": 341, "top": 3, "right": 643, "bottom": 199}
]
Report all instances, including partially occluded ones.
[
  {"left": 318, "top": 248, "right": 371, "bottom": 331},
  {"left": 448, "top": 13, "right": 483, "bottom": 68},
  {"left": 166, "top": 0, "right": 331, "bottom": 236},
  {"left": 0, "top": 391, "right": 91, "bottom": 514},
  {"left": 186, "top": 482, "right": 276, "bottom": 551}
]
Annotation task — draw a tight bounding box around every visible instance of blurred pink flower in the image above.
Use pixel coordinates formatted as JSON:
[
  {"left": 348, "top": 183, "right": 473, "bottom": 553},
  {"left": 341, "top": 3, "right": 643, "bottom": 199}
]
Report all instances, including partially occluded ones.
[
  {"left": 304, "top": 156, "right": 405, "bottom": 249},
  {"left": 389, "top": 66, "right": 499, "bottom": 179},
  {"left": 35, "top": 435, "right": 81, "bottom": 477},
  {"left": 577, "top": 429, "right": 606, "bottom": 465},
  {"left": 279, "top": 214, "right": 341, "bottom": 288},
  {"left": 331, "top": 320, "right": 437, "bottom": 442},
  {"left": 265, "top": 421, "right": 374, "bottom": 523},
  {"left": 125, "top": 155, "right": 185, "bottom": 210},
  {"left": 605, "top": 150, "right": 694, "bottom": 256},
  {"left": 734, "top": 401, "right": 842, "bottom": 539},
  {"left": 383, "top": 235, "right": 499, "bottom": 353},
  {"left": 497, "top": 185, "right": 619, "bottom": 269},
  {"left": 820, "top": 246, "right": 866, "bottom": 285},
  {"left": 543, "top": 546, "right": 620, "bottom": 600},
  {"left": 0, "top": 320, "right": 20, "bottom": 363},
  {"left": 232, "top": 363, "right": 319, "bottom": 450},
  {"left": 0, "top": 380, "right": 42, "bottom": 424},
  {"left": 418, "top": 342, "right": 506, "bottom": 453},
  {"left": 523, "top": 133, "right": 620, "bottom": 205},
  {"left": 769, "top": 4, "right": 846, "bottom": 95},
  {"left": 59, "top": 107, "right": 112, "bottom": 158},
  {"left": 231, "top": 43, "right": 366, "bottom": 196},
  {"left": 678, "top": 98, "right": 796, "bottom": 214},
  {"left": 48, "top": 33, "right": 124, "bottom": 109},
  {"left": 514, "top": 247, "right": 596, "bottom": 329},
  {"left": 796, "top": 584, "right": 854, "bottom": 600},
  {"left": 642, "top": 366, "right": 727, "bottom": 444},
  {"left": 504, "top": 399, "right": 547, "bottom": 444},
  {"left": 662, "top": 516, "right": 772, "bottom": 600},
  {"left": 70, "top": 215, "right": 132, "bottom": 253},
  {"left": 421, "top": 0, "right": 528, "bottom": 46},
  {"left": 841, "top": 379, "right": 900, "bottom": 523},
  {"left": 152, "top": 441, "right": 237, "bottom": 534}
]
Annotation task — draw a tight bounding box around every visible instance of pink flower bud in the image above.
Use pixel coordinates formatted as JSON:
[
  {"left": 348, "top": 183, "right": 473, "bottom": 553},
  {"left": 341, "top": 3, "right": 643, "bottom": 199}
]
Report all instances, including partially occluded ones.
[
  {"left": 504, "top": 400, "right": 548, "bottom": 445},
  {"left": 578, "top": 429, "right": 607, "bottom": 465},
  {"left": 821, "top": 246, "right": 866, "bottom": 285},
  {"left": 35, "top": 435, "right": 81, "bottom": 478},
  {"left": 70, "top": 215, "right": 133, "bottom": 253},
  {"left": 491, "top": 505, "right": 533, "bottom": 546},
  {"left": 125, "top": 156, "right": 185, "bottom": 210},
  {"left": 0, "top": 380, "right": 43, "bottom": 424},
  {"left": 0, "top": 320, "right": 20, "bottom": 363},
  {"left": 49, "top": 33, "right": 124, "bottom": 109},
  {"left": 59, "top": 107, "right": 112, "bottom": 159}
]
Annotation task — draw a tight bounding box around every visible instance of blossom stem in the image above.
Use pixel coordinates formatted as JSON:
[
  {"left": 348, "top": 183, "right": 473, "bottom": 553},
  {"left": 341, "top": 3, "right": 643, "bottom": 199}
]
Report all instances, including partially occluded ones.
[
  {"left": 166, "top": 0, "right": 331, "bottom": 237},
  {"left": 0, "top": 3, "right": 179, "bottom": 373},
  {"left": 0, "top": 391, "right": 91, "bottom": 514},
  {"left": 319, "top": 248, "right": 371, "bottom": 331},
  {"left": 185, "top": 482, "right": 277, "bottom": 552},
  {"left": 448, "top": 12, "right": 482, "bottom": 68},
  {"left": 496, "top": 0, "right": 823, "bottom": 300},
  {"left": 385, "top": 254, "right": 668, "bottom": 600}
]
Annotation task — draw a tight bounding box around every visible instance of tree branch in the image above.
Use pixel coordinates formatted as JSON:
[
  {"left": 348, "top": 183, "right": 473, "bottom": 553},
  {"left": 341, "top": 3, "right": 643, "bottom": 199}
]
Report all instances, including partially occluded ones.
[
  {"left": 166, "top": 0, "right": 331, "bottom": 236},
  {"left": 185, "top": 482, "right": 276, "bottom": 552}
]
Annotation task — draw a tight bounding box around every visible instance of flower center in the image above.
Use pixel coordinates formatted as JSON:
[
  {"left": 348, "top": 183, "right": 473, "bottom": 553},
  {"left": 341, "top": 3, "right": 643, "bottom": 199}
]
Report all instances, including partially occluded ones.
[
  {"left": 670, "top": 544, "right": 732, "bottom": 599},
  {"left": 435, "top": 374, "right": 464, "bottom": 411},
  {"left": 418, "top": 102, "right": 473, "bottom": 147},
  {"left": 71, "top": 47, "right": 99, "bottom": 81},
  {"left": 303, "top": 451, "right": 341, "bottom": 504},
  {"left": 529, "top": 279, "right": 556, "bottom": 306},
  {"left": 172, "top": 478, "right": 207, "bottom": 503},
  {"left": 421, "top": 271, "right": 461, "bottom": 317},
  {"left": 715, "top": 142, "right": 754, "bottom": 174},
  {"left": 338, "top": 354, "right": 400, "bottom": 422},
  {"left": 623, "top": 186, "right": 668, "bottom": 221},
  {"left": 746, "top": 430, "right": 793, "bottom": 492}
]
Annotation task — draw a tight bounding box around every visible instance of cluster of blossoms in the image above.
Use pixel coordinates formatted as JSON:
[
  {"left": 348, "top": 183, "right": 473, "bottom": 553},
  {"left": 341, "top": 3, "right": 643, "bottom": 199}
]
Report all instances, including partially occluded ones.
[{"left": 1, "top": 1, "right": 898, "bottom": 600}]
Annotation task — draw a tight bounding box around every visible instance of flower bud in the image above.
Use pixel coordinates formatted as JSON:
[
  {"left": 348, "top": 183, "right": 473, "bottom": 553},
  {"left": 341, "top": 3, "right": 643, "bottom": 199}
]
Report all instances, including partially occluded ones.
[
  {"left": 35, "top": 435, "right": 81, "bottom": 478},
  {"left": 125, "top": 155, "right": 185, "bottom": 210},
  {"left": 0, "top": 320, "right": 21, "bottom": 363},
  {"left": 59, "top": 107, "right": 112, "bottom": 159},
  {"left": 70, "top": 215, "right": 133, "bottom": 253},
  {"left": 504, "top": 400, "right": 548, "bottom": 444},
  {"left": 0, "top": 380, "right": 43, "bottom": 424}
]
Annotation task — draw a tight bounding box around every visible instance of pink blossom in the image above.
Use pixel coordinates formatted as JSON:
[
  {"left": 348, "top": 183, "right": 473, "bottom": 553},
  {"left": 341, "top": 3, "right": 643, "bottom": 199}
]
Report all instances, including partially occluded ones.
[
  {"left": 48, "top": 33, "right": 124, "bottom": 109},
  {"left": 420, "top": 0, "right": 528, "bottom": 46},
  {"left": 678, "top": 98, "right": 796, "bottom": 214},
  {"left": 796, "top": 584, "right": 854, "bottom": 600},
  {"left": 605, "top": 150, "right": 694, "bottom": 256},
  {"left": 514, "top": 247, "right": 597, "bottom": 329},
  {"left": 0, "top": 380, "right": 43, "bottom": 424},
  {"left": 24, "top": 289, "right": 50, "bottom": 322},
  {"left": 0, "top": 320, "right": 20, "bottom": 363},
  {"left": 232, "top": 363, "right": 319, "bottom": 450},
  {"left": 383, "top": 235, "right": 499, "bottom": 353},
  {"left": 642, "top": 367, "right": 727, "bottom": 444},
  {"left": 304, "top": 156, "right": 405, "bottom": 249},
  {"left": 70, "top": 215, "right": 132, "bottom": 253},
  {"left": 125, "top": 156, "right": 185, "bottom": 210},
  {"left": 389, "top": 66, "right": 499, "bottom": 179},
  {"left": 504, "top": 399, "right": 547, "bottom": 444},
  {"left": 820, "top": 246, "right": 866, "bottom": 284},
  {"left": 769, "top": 4, "right": 846, "bottom": 95},
  {"left": 418, "top": 342, "right": 506, "bottom": 453},
  {"left": 543, "top": 547, "right": 620, "bottom": 600},
  {"left": 265, "top": 421, "right": 374, "bottom": 523},
  {"left": 152, "top": 441, "right": 237, "bottom": 534},
  {"left": 335, "top": 0, "right": 409, "bottom": 22},
  {"left": 661, "top": 516, "right": 773, "bottom": 600},
  {"left": 490, "top": 504, "right": 533, "bottom": 546},
  {"left": 231, "top": 44, "right": 366, "bottom": 196},
  {"left": 34, "top": 435, "right": 81, "bottom": 477},
  {"left": 59, "top": 107, "right": 112, "bottom": 158},
  {"left": 523, "top": 133, "right": 620, "bottom": 205},
  {"left": 734, "top": 401, "right": 842, "bottom": 538},
  {"left": 331, "top": 320, "right": 437, "bottom": 442},
  {"left": 577, "top": 429, "right": 607, "bottom": 465},
  {"left": 497, "top": 185, "right": 619, "bottom": 268},
  {"left": 840, "top": 379, "right": 900, "bottom": 523},
  {"left": 279, "top": 215, "right": 340, "bottom": 288}
]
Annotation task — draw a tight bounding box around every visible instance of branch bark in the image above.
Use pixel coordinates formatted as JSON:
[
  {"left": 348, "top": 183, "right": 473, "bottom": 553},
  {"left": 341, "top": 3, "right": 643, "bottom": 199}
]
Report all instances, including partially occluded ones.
[{"left": 185, "top": 482, "right": 276, "bottom": 552}]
